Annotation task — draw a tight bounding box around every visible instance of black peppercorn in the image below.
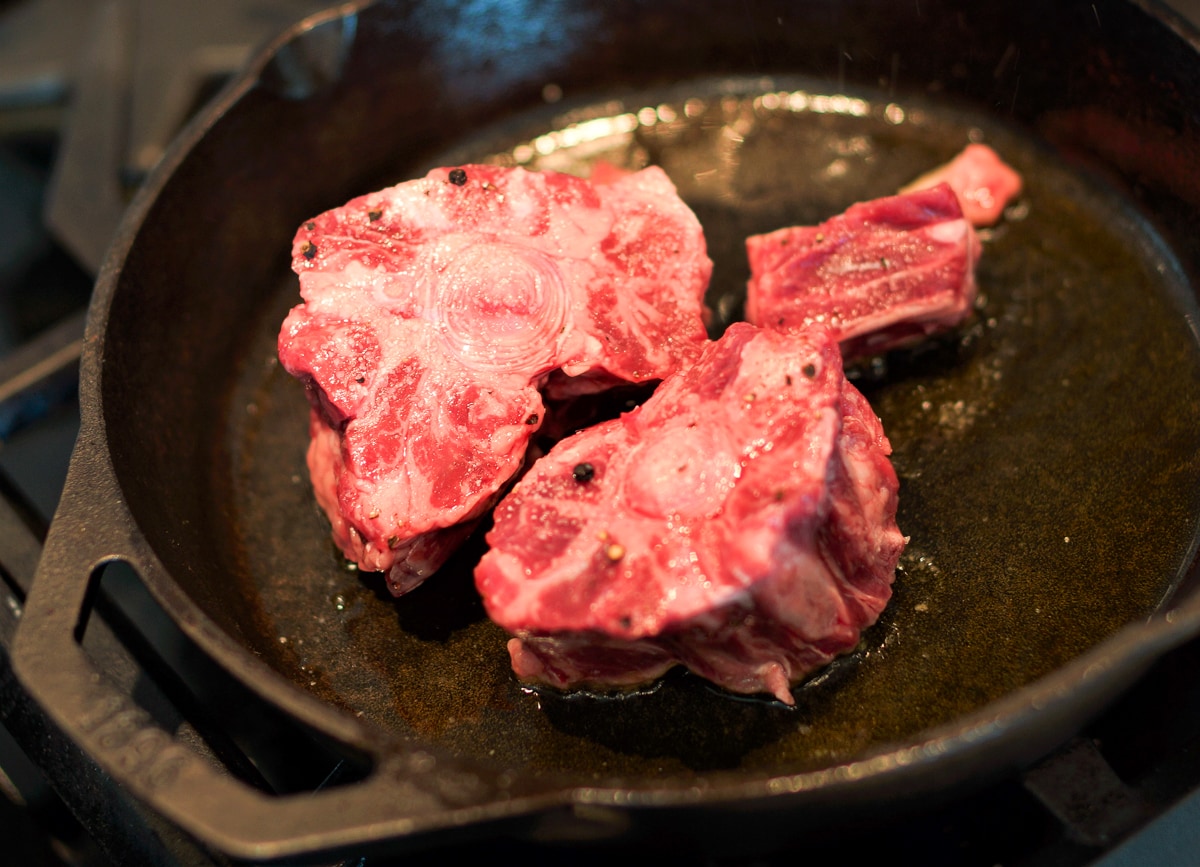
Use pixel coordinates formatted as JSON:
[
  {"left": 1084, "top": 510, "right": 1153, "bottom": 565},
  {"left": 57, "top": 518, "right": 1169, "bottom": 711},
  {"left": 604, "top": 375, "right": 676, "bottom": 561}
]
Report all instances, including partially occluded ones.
[
  {"left": 448, "top": 168, "right": 468, "bottom": 186},
  {"left": 572, "top": 462, "right": 595, "bottom": 483},
  {"left": 525, "top": 413, "right": 539, "bottom": 425},
  {"left": 301, "top": 241, "right": 317, "bottom": 259}
]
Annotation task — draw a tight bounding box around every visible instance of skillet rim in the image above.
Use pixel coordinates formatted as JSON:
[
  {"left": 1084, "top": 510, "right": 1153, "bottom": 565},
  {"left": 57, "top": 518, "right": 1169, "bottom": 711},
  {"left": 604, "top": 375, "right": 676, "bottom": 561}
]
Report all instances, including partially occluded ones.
[{"left": 12, "top": 0, "right": 1200, "bottom": 857}]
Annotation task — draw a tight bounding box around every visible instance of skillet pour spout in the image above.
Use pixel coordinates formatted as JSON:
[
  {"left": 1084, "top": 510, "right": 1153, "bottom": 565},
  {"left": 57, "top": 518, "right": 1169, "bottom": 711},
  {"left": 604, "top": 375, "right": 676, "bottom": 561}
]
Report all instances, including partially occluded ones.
[{"left": 11, "top": 0, "right": 1200, "bottom": 860}]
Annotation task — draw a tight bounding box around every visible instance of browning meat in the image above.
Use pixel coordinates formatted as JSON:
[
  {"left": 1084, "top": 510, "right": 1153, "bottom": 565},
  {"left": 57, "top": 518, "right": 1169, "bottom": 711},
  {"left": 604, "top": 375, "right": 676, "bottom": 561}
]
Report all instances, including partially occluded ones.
[
  {"left": 745, "top": 184, "right": 979, "bottom": 358},
  {"left": 475, "top": 323, "right": 904, "bottom": 704},
  {"left": 279, "top": 165, "right": 711, "bottom": 593}
]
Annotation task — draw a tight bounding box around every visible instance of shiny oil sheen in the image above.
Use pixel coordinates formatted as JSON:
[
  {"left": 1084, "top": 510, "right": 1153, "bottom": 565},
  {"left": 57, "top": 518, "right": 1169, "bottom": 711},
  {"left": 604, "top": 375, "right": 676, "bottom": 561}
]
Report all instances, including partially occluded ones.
[{"left": 223, "top": 78, "right": 1200, "bottom": 780}]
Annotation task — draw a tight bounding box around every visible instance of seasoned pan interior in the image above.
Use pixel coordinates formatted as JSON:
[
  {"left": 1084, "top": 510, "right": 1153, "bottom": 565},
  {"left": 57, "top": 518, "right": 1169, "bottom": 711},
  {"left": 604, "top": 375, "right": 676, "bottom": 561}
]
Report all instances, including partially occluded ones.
[
  {"left": 198, "top": 77, "right": 1200, "bottom": 780},
  {"left": 86, "top": 0, "right": 1200, "bottom": 800}
]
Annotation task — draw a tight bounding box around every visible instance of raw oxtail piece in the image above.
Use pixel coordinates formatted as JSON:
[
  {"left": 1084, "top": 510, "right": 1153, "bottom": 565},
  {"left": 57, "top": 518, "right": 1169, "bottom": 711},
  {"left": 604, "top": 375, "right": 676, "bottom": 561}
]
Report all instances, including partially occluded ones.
[
  {"left": 745, "top": 183, "right": 979, "bottom": 359},
  {"left": 900, "top": 142, "right": 1023, "bottom": 227},
  {"left": 278, "top": 165, "right": 712, "bottom": 594},
  {"left": 475, "top": 323, "right": 905, "bottom": 705}
]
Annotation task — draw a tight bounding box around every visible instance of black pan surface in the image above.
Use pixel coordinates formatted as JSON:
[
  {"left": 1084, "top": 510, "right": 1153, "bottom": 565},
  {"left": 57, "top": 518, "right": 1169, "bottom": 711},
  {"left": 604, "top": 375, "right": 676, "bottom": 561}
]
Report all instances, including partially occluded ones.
[
  {"left": 13, "top": 0, "right": 1200, "bottom": 858},
  {"left": 223, "top": 76, "right": 1200, "bottom": 779}
]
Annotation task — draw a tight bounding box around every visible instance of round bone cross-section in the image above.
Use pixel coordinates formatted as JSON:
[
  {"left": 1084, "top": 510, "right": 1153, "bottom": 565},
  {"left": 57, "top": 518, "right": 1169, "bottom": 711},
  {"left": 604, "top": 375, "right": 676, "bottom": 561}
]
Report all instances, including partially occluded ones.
[{"left": 434, "top": 242, "right": 568, "bottom": 375}]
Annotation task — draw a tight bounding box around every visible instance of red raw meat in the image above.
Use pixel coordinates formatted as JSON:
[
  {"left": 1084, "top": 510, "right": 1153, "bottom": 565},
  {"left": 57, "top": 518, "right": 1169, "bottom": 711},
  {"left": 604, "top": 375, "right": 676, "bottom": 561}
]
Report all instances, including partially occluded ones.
[
  {"left": 475, "top": 323, "right": 904, "bottom": 704},
  {"left": 901, "top": 143, "right": 1023, "bottom": 227},
  {"left": 279, "top": 165, "right": 711, "bottom": 594},
  {"left": 744, "top": 183, "right": 979, "bottom": 358}
]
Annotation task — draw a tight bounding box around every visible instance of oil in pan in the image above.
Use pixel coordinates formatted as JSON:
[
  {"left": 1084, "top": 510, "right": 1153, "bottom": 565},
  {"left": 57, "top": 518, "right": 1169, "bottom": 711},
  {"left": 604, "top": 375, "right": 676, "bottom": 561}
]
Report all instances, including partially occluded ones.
[{"left": 226, "top": 76, "right": 1200, "bottom": 781}]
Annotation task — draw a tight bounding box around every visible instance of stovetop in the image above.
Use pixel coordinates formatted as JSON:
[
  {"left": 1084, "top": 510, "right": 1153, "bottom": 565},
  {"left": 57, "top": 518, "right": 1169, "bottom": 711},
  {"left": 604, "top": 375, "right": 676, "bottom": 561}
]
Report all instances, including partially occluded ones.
[{"left": 2, "top": 1, "right": 1200, "bottom": 864}]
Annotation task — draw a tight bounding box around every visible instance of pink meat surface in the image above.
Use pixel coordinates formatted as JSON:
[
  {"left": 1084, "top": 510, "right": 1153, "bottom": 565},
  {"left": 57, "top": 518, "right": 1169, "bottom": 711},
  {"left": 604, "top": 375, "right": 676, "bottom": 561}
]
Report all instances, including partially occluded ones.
[
  {"left": 901, "top": 143, "right": 1023, "bottom": 227},
  {"left": 475, "top": 323, "right": 904, "bottom": 704},
  {"left": 745, "top": 183, "right": 979, "bottom": 359},
  {"left": 279, "top": 165, "right": 711, "bottom": 594}
]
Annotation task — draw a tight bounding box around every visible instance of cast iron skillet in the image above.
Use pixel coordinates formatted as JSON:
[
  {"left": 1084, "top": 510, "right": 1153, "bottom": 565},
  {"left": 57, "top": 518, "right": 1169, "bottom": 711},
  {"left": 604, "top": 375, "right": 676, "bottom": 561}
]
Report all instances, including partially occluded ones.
[{"left": 13, "top": 0, "right": 1200, "bottom": 861}]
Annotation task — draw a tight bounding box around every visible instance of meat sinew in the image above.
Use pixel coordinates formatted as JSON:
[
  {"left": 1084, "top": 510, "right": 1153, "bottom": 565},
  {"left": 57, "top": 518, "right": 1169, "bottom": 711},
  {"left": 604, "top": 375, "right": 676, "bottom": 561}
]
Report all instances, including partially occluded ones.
[
  {"left": 744, "top": 183, "right": 979, "bottom": 358},
  {"left": 475, "top": 323, "right": 904, "bottom": 704},
  {"left": 278, "top": 165, "right": 712, "bottom": 594}
]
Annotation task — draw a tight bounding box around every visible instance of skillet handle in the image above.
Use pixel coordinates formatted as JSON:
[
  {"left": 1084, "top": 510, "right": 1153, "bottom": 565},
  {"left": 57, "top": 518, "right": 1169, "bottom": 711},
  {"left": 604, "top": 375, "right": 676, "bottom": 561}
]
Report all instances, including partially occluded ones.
[
  {"left": 10, "top": 441, "right": 535, "bottom": 862},
  {"left": 0, "top": 469, "right": 243, "bottom": 866}
]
